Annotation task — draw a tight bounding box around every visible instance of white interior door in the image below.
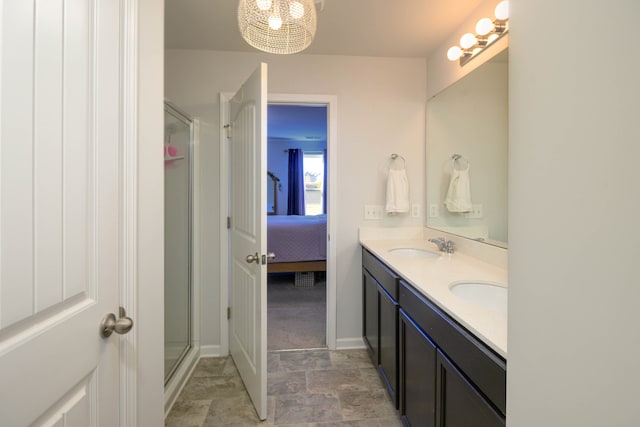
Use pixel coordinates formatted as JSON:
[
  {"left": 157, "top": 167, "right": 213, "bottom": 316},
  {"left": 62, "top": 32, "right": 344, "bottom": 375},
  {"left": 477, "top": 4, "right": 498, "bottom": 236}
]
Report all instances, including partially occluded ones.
[
  {"left": 0, "top": 1, "right": 125, "bottom": 425},
  {"left": 229, "top": 63, "right": 268, "bottom": 420}
]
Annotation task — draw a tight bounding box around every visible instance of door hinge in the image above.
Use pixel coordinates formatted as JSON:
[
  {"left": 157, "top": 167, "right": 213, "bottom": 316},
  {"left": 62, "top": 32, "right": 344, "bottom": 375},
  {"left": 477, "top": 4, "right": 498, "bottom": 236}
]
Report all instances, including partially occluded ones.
[
  {"left": 227, "top": 216, "right": 231, "bottom": 229},
  {"left": 227, "top": 307, "right": 231, "bottom": 320},
  {"left": 224, "top": 124, "right": 232, "bottom": 139}
]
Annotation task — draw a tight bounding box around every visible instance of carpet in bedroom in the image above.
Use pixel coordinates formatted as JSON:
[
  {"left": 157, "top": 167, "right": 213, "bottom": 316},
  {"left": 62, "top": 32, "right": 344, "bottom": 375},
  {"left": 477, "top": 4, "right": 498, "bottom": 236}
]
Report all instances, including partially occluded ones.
[{"left": 267, "top": 272, "right": 326, "bottom": 351}]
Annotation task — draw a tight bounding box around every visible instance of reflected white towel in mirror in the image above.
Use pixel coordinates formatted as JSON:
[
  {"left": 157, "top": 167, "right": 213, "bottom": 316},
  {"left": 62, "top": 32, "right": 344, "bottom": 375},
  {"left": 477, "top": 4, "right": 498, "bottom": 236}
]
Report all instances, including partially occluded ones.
[{"left": 445, "top": 166, "right": 472, "bottom": 212}]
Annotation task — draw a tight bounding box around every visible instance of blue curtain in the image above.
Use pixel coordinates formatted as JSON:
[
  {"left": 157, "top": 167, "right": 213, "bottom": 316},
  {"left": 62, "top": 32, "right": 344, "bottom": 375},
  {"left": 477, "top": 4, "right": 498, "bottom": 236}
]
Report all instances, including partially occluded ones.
[
  {"left": 322, "top": 149, "right": 327, "bottom": 214},
  {"left": 287, "top": 149, "right": 305, "bottom": 215}
]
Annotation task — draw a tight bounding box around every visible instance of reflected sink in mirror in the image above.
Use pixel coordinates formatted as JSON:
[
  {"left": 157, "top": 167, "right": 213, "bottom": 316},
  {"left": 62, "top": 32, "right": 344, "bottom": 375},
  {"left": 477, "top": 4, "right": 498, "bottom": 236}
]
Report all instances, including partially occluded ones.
[
  {"left": 449, "top": 281, "right": 507, "bottom": 313},
  {"left": 388, "top": 248, "right": 441, "bottom": 259}
]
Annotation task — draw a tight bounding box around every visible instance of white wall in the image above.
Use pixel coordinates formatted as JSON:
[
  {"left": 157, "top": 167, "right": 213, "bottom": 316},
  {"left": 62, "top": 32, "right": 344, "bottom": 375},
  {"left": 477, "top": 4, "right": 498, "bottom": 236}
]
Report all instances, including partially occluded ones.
[
  {"left": 508, "top": 1, "right": 640, "bottom": 426},
  {"left": 165, "top": 50, "right": 426, "bottom": 348},
  {"left": 138, "top": 0, "right": 165, "bottom": 423}
]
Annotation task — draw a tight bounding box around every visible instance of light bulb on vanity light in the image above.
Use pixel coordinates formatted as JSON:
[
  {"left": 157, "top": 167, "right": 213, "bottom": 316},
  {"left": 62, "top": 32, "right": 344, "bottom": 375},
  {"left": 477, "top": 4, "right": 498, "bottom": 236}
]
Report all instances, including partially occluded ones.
[
  {"left": 475, "top": 17, "right": 494, "bottom": 36},
  {"left": 447, "top": 46, "right": 463, "bottom": 61},
  {"left": 494, "top": 0, "right": 509, "bottom": 20},
  {"left": 460, "top": 33, "right": 477, "bottom": 49}
]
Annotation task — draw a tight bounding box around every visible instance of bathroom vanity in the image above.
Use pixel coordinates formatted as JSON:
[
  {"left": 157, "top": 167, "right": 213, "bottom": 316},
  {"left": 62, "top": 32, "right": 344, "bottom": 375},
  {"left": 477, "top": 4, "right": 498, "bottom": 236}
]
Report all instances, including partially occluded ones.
[{"left": 361, "top": 238, "right": 507, "bottom": 427}]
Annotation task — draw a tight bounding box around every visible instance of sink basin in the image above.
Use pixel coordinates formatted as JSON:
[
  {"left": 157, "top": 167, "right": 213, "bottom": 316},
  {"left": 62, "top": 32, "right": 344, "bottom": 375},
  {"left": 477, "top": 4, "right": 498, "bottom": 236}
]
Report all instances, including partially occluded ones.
[
  {"left": 449, "top": 281, "right": 507, "bottom": 313},
  {"left": 388, "top": 247, "right": 440, "bottom": 259}
]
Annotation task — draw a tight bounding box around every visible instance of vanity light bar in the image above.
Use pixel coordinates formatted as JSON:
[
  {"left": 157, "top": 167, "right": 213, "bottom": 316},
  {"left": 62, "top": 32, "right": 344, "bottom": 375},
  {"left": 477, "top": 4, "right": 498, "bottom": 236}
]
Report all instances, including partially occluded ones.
[{"left": 447, "top": 0, "right": 509, "bottom": 66}]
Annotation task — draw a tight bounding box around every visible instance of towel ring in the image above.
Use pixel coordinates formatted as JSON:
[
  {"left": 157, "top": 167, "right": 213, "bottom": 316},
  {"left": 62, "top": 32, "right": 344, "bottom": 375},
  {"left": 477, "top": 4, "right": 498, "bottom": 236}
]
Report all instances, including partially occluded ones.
[
  {"left": 390, "top": 153, "right": 406, "bottom": 168},
  {"left": 451, "top": 154, "right": 469, "bottom": 170}
]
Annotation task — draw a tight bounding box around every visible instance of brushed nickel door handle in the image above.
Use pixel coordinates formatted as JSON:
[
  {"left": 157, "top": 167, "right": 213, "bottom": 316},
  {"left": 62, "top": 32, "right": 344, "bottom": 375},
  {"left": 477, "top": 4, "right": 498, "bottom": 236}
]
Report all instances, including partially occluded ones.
[
  {"left": 245, "top": 252, "right": 259, "bottom": 264},
  {"left": 100, "top": 307, "right": 134, "bottom": 338}
]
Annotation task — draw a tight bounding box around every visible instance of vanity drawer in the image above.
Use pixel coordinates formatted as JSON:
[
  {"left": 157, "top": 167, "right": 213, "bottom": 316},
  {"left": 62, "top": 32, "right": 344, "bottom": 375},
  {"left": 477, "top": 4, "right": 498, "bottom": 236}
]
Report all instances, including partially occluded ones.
[
  {"left": 362, "top": 248, "right": 399, "bottom": 299},
  {"left": 399, "top": 280, "right": 506, "bottom": 416}
]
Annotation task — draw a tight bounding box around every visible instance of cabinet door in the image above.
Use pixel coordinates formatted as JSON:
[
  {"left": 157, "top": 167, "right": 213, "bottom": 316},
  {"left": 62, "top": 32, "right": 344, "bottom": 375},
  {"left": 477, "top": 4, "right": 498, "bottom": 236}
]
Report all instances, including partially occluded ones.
[
  {"left": 379, "top": 285, "right": 398, "bottom": 407},
  {"left": 362, "top": 269, "right": 379, "bottom": 365},
  {"left": 399, "top": 309, "right": 436, "bottom": 427},
  {"left": 436, "top": 350, "right": 505, "bottom": 427}
]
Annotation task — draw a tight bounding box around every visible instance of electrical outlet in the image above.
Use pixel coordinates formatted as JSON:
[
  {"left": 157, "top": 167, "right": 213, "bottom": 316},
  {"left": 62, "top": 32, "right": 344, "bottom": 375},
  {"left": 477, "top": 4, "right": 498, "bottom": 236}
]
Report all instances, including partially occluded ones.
[
  {"left": 411, "top": 204, "right": 421, "bottom": 218},
  {"left": 429, "top": 203, "right": 439, "bottom": 218},
  {"left": 364, "top": 205, "right": 376, "bottom": 220},
  {"left": 364, "top": 205, "right": 383, "bottom": 220},
  {"left": 465, "top": 204, "right": 483, "bottom": 219}
]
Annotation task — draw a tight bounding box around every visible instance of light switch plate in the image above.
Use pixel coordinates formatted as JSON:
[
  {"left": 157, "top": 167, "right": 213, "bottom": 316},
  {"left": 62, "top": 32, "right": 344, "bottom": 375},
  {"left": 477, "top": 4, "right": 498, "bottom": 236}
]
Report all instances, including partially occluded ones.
[{"left": 411, "top": 204, "right": 421, "bottom": 218}]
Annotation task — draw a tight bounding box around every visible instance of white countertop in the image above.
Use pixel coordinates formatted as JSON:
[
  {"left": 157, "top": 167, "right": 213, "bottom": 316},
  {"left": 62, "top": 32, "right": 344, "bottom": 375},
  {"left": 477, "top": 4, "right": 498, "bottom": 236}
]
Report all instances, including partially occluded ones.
[{"left": 360, "top": 238, "right": 508, "bottom": 358}]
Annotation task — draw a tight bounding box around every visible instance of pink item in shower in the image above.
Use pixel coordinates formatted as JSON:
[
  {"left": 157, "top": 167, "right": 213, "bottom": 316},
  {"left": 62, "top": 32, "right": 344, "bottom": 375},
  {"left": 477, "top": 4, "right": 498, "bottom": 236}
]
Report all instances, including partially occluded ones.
[{"left": 164, "top": 144, "right": 178, "bottom": 166}]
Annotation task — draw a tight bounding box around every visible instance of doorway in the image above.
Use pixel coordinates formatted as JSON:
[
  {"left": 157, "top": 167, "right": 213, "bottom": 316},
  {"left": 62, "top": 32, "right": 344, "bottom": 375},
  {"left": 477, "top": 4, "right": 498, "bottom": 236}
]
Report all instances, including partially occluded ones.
[
  {"left": 219, "top": 93, "right": 338, "bottom": 354},
  {"left": 266, "top": 104, "right": 328, "bottom": 350}
]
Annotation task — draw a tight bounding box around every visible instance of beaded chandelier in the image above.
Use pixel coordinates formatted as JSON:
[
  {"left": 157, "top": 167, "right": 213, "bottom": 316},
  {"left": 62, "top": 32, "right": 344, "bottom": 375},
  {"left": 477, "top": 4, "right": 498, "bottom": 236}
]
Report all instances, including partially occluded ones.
[{"left": 238, "top": 0, "right": 317, "bottom": 54}]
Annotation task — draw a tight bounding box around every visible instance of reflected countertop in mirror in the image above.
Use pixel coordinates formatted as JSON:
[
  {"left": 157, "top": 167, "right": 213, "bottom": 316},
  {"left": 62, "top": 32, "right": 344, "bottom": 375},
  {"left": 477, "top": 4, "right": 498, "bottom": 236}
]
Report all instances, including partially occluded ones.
[{"left": 426, "top": 48, "right": 508, "bottom": 248}]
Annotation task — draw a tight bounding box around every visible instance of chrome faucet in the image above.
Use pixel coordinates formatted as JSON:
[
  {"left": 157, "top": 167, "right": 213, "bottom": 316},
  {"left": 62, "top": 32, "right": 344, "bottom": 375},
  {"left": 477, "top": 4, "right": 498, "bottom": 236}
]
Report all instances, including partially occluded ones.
[{"left": 428, "top": 237, "right": 455, "bottom": 254}]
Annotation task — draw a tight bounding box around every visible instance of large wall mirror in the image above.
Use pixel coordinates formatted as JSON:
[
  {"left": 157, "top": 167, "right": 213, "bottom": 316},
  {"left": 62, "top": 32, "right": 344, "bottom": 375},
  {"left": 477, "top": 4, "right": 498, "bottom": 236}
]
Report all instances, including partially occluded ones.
[{"left": 426, "top": 48, "right": 508, "bottom": 248}]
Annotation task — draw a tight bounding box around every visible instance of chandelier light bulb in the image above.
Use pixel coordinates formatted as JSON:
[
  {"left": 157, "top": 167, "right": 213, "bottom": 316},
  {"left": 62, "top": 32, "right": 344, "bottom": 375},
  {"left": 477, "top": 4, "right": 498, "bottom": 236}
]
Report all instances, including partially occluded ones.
[
  {"left": 268, "top": 14, "right": 283, "bottom": 30},
  {"left": 289, "top": 1, "right": 305, "bottom": 19},
  {"left": 460, "top": 33, "right": 477, "bottom": 49},
  {"left": 256, "top": 0, "right": 272, "bottom": 11},
  {"left": 494, "top": 0, "right": 509, "bottom": 20},
  {"left": 475, "top": 18, "right": 494, "bottom": 36},
  {"left": 447, "top": 46, "right": 463, "bottom": 61}
]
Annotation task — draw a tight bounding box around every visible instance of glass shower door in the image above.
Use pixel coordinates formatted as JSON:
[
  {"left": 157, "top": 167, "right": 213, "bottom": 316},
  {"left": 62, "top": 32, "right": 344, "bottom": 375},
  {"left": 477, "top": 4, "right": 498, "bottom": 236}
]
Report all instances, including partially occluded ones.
[{"left": 164, "top": 104, "right": 193, "bottom": 383}]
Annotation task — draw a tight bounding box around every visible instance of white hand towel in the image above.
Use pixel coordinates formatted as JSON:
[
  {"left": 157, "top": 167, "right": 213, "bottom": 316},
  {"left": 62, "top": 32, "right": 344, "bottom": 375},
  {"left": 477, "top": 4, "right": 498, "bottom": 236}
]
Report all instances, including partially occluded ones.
[
  {"left": 386, "top": 168, "right": 410, "bottom": 214},
  {"left": 445, "top": 166, "right": 472, "bottom": 212}
]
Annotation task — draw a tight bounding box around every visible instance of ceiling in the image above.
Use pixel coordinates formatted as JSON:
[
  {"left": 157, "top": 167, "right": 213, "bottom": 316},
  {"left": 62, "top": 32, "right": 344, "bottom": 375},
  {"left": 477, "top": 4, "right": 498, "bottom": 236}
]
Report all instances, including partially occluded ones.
[
  {"left": 268, "top": 105, "right": 327, "bottom": 142},
  {"left": 165, "top": 0, "right": 485, "bottom": 58}
]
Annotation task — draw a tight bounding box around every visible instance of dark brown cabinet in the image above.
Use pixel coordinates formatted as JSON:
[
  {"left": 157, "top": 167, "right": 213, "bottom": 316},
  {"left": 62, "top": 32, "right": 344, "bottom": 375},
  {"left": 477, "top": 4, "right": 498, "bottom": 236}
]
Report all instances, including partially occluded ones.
[
  {"left": 362, "top": 269, "right": 379, "bottom": 364},
  {"left": 362, "top": 248, "right": 506, "bottom": 426},
  {"left": 379, "top": 285, "right": 398, "bottom": 405},
  {"left": 436, "top": 350, "right": 504, "bottom": 427},
  {"left": 399, "top": 308, "right": 437, "bottom": 427},
  {"left": 362, "top": 249, "right": 399, "bottom": 408}
]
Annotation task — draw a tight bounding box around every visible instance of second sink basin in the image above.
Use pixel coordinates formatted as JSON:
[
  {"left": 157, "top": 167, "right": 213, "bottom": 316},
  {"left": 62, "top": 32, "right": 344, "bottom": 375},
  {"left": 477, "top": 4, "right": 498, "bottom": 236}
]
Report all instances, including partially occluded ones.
[
  {"left": 388, "top": 247, "right": 441, "bottom": 259},
  {"left": 449, "top": 281, "right": 507, "bottom": 313}
]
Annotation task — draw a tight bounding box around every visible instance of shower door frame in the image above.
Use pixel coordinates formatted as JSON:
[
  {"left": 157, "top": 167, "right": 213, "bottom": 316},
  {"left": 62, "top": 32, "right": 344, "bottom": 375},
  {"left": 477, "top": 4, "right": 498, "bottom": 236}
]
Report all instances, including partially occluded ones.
[{"left": 163, "top": 101, "right": 201, "bottom": 413}]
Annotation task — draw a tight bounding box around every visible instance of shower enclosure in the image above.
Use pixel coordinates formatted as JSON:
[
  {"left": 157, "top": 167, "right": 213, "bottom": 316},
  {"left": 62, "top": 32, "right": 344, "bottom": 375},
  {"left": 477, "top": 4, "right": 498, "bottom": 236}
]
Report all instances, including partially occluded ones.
[{"left": 164, "top": 102, "right": 195, "bottom": 386}]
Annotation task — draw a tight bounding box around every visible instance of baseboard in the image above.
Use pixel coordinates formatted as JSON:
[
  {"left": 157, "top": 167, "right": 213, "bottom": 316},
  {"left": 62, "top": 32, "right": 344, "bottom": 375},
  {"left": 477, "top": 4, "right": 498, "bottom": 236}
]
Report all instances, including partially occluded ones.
[
  {"left": 335, "top": 337, "right": 366, "bottom": 350},
  {"left": 200, "top": 344, "right": 226, "bottom": 358}
]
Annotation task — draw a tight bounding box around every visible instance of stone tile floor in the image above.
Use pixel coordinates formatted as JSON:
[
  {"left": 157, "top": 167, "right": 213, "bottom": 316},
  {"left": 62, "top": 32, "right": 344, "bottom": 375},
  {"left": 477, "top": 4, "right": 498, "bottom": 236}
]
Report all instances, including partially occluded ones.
[{"left": 165, "top": 349, "right": 404, "bottom": 426}]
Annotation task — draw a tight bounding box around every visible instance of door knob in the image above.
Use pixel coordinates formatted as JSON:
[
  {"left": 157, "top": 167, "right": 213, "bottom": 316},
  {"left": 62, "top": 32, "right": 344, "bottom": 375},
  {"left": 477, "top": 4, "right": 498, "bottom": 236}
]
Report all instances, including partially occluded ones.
[
  {"left": 246, "top": 252, "right": 259, "bottom": 264},
  {"left": 100, "top": 307, "right": 134, "bottom": 338}
]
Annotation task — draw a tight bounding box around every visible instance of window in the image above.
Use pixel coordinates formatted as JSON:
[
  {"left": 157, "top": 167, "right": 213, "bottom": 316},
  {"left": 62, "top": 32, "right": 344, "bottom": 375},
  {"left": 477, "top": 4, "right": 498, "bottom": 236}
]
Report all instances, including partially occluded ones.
[{"left": 303, "top": 152, "right": 324, "bottom": 215}]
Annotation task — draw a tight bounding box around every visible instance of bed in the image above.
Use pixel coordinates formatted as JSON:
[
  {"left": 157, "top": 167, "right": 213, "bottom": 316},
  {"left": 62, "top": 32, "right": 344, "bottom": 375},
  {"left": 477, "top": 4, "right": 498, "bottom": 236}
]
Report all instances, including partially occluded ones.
[{"left": 266, "top": 214, "right": 327, "bottom": 273}]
